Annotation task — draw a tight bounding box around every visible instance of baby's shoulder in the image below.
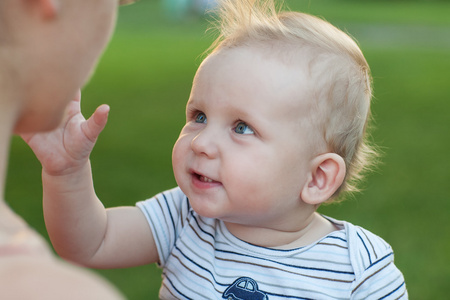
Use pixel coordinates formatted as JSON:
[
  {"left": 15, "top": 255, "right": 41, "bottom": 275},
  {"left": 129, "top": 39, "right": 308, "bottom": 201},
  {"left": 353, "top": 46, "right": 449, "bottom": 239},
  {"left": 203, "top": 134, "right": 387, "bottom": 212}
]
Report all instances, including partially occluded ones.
[{"left": 343, "top": 221, "right": 394, "bottom": 276}]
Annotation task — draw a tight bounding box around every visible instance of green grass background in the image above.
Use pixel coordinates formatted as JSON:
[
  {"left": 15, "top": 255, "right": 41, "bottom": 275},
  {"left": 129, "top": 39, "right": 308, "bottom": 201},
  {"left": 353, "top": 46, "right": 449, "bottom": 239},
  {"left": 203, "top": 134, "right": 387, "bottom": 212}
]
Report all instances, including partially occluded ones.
[{"left": 6, "top": 0, "right": 450, "bottom": 298}]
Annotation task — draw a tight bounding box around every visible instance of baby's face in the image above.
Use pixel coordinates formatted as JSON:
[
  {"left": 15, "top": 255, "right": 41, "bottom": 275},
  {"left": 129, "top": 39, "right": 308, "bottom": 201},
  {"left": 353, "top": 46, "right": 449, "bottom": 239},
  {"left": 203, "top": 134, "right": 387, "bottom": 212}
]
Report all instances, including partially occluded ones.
[{"left": 172, "top": 47, "right": 317, "bottom": 228}]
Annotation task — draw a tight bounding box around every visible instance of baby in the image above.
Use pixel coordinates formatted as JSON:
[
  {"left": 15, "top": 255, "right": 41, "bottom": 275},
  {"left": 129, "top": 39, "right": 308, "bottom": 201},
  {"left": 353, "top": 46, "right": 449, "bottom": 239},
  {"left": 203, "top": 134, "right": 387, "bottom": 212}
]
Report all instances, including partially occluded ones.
[{"left": 25, "top": 0, "right": 407, "bottom": 299}]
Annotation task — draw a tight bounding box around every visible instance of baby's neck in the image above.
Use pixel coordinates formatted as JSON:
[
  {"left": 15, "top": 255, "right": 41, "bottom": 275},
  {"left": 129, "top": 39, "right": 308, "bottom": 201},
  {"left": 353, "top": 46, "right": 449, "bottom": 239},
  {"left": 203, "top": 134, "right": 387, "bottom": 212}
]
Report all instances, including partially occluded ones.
[{"left": 224, "top": 213, "right": 337, "bottom": 249}]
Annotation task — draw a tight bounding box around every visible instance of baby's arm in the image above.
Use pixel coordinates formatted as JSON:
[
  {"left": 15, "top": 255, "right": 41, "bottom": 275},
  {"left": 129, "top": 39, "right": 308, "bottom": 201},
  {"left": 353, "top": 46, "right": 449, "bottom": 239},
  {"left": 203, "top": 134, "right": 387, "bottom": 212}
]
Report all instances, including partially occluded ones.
[{"left": 22, "top": 91, "right": 158, "bottom": 268}]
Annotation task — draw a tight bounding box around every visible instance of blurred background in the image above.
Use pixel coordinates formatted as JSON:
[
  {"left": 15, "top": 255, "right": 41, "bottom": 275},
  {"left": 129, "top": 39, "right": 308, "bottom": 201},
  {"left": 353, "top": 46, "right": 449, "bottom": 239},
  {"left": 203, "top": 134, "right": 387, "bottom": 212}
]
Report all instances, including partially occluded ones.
[{"left": 6, "top": 0, "right": 450, "bottom": 298}]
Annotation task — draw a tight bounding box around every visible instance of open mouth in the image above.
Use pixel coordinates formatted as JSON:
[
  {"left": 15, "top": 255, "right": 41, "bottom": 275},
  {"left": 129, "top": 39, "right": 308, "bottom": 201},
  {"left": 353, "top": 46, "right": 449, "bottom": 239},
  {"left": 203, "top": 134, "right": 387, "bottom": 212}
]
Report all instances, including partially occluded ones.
[
  {"left": 199, "top": 175, "right": 214, "bottom": 183},
  {"left": 191, "top": 170, "right": 219, "bottom": 184}
]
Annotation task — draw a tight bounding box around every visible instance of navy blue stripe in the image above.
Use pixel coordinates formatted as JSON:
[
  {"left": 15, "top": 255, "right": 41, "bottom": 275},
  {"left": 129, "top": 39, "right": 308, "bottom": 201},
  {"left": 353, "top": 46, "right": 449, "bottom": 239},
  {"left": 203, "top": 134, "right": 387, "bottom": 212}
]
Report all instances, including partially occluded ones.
[
  {"left": 216, "top": 248, "right": 354, "bottom": 275},
  {"left": 175, "top": 245, "right": 229, "bottom": 288},
  {"left": 190, "top": 212, "right": 215, "bottom": 240},
  {"left": 362, "top": 230, "right": 378, "bottom": 259},
  {"left": 379, "top": 281, "right": 406, "bottom": 300},
  {"left": 325, "top": 235, "right": 347, "bottom": 243},
  {"left": 161, "top": 193, "right": 176, "bottom": 234},
  {"left": 164, "top": 272, "right": 194, "bottom": 300},
  {"left": 366, "top": 252, "right": 393, "bottom": 271},
  {"left": 357, "top": 232, "right": 372, "bottom": 265}
]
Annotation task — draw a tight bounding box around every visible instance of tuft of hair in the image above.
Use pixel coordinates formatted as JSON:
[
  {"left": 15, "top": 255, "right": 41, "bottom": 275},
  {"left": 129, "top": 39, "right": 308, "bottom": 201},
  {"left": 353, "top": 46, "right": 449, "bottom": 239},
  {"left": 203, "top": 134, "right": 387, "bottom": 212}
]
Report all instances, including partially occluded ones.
[{"left": 207, "top": 0, "right": 378, "bottom": 201}]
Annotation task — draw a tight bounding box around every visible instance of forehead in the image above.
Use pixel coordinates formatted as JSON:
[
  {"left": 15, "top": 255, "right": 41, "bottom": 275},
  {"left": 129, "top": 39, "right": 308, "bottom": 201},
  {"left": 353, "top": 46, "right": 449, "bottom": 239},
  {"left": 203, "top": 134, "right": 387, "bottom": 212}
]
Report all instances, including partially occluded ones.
[{"left": 191, "top": 46, "right": 313, "bottom": 116}]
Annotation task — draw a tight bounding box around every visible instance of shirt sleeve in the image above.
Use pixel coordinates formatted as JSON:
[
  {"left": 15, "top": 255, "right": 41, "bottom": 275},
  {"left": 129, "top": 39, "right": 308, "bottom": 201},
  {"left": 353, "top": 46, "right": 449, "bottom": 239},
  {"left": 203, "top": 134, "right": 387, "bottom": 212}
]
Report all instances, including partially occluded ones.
[
  {"left": 351, "top": 256, "right": 408, "bottom": 299},
  {"left": 348, "top": 225, "right": 408, "bottom": 299},
  {"left": 136, "top": 187, "right": 190, "bottom": 267}
]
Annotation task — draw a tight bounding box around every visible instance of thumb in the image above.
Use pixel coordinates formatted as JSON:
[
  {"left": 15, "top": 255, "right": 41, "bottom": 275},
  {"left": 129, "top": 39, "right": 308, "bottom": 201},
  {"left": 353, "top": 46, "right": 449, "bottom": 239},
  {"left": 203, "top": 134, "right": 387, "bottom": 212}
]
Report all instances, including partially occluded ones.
[{"left": 82, "top": 104, "right": 110, "bottom": 142}]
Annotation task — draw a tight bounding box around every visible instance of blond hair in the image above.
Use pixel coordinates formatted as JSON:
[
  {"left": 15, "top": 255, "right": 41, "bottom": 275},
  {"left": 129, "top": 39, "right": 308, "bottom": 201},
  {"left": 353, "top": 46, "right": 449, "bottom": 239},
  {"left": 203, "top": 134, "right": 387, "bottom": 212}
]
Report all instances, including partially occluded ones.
[{"left": 208, "top": 0, "right": 376, "bottom": 200}]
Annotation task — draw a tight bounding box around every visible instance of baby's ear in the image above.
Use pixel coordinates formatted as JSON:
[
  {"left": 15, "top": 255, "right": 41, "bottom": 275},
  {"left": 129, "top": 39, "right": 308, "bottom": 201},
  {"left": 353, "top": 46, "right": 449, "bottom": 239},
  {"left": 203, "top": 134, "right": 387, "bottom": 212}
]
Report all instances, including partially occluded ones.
[{"left": 301, "top": 153, "right": 346, "bottom": 205}]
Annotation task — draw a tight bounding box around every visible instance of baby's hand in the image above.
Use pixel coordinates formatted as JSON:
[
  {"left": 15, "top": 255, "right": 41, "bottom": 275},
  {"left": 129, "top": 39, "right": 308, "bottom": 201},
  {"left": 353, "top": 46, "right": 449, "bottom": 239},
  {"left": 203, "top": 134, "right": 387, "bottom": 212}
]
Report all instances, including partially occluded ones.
[{"left": 21, "top": 90, "right": 109, "bottom": 176}]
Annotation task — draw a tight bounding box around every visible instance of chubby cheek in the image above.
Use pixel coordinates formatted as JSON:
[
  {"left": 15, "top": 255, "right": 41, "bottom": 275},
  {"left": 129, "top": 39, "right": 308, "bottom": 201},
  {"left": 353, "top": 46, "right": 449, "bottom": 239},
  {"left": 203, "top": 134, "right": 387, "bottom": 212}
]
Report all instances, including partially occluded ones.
[
  {"left": 172, "top": 136, "right": 190, "bottom": 186},
  {"left": 224, "top": 158, "right": 268, "bottom": 201},
  {"left": 225, "top": 154, "right": 303, "bottom": 211}
]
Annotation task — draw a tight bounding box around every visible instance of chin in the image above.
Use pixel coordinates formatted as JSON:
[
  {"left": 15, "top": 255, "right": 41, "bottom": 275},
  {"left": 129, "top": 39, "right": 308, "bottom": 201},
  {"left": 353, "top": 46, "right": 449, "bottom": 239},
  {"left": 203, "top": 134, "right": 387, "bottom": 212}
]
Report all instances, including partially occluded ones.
[
  {"left": 187, "top": 197, "right": 216, "bottom": 219},
  {"left": 13, "top": 114, "right": 62, "bottom": 134}
]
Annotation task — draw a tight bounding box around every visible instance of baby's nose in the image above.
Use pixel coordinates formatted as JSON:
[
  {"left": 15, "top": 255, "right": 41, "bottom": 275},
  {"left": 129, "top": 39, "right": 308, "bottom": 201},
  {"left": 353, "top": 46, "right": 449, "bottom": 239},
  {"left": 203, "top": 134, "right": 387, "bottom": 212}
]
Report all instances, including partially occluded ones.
[{"left": 191, "top": 128, "right": 219, "bottom": 158}]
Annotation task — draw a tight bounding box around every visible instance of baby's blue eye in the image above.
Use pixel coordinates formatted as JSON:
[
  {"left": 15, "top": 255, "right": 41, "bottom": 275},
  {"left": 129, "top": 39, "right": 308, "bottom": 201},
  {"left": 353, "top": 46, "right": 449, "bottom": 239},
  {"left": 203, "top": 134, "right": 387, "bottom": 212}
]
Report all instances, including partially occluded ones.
[
  {"left": 195, "top": 113, "right": 207, "bottom": 124},
  {"left": 234, "top": 122, "right": 254, "bottom": 135}
]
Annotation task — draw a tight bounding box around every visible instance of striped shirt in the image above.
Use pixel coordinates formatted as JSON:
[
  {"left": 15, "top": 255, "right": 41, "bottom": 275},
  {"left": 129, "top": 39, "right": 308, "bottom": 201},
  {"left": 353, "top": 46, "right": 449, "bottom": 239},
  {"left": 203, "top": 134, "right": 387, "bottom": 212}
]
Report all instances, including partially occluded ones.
[{"left": 137, "top": 187, "right": 407, "bottom": 300}]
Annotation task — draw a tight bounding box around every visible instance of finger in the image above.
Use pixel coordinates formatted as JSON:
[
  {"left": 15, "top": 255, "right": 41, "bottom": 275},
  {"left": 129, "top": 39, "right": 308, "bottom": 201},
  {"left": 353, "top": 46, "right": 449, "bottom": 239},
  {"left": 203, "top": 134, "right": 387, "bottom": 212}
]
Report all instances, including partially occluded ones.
[
  {"left": 81, "top": 104, "right": 110, "bottom": 142},
  {"left": 72, "top": 89, "right": 82, "bottom": 102},
  {"left": 66, "top": 89, "right": 81, "bottom": 118}
]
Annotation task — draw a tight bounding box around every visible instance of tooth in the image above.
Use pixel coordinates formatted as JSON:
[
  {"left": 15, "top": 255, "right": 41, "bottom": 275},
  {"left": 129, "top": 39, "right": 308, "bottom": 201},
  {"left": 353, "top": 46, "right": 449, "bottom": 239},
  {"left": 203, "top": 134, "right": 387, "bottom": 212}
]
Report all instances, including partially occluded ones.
[{"left": 200, "top": 176, "right": 213, "bottom": 183}]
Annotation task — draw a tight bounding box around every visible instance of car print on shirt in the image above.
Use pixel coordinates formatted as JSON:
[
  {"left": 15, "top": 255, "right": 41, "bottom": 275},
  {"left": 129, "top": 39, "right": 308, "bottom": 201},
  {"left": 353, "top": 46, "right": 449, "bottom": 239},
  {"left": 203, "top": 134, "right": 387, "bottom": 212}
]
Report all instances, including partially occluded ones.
[{"left": 222, "top": 277, "right": 269, "bottom": 300}]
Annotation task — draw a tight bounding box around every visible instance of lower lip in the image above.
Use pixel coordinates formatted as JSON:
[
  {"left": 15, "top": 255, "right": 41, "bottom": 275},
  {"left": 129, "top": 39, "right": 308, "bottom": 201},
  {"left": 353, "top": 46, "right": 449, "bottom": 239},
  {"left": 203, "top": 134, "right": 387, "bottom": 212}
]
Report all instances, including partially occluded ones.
[{"left": 191, "top": 174, "right": 222, "bottom": 190}]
